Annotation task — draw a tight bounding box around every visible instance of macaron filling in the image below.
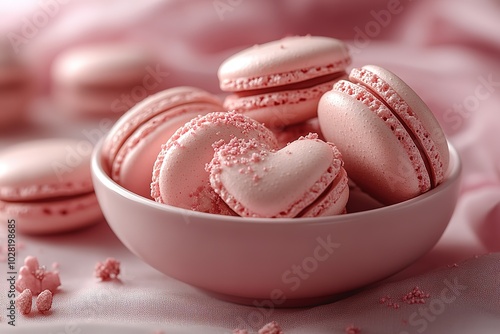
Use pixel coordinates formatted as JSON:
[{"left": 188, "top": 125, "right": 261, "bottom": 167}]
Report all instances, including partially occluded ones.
[
  {"left": 220, "top": 58, "right": 351, "bottom": 91},
  {"left": 296, "top": 167, "right": 348, "bottom": 217},
  {"left": 0, "top": 191, "right": 97, "bottom": 217},
  {"left": 230, "top": 72, "right": 346, "bottom": 97}
]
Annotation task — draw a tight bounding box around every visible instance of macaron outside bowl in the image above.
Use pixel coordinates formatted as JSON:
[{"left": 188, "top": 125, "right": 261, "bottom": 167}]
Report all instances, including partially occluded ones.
[{"left": 91, "top": 139, "right": 461, "bottom": 307}]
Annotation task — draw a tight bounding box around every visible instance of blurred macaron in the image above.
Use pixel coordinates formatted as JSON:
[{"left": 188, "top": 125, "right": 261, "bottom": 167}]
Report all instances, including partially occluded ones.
[
  {"left": 0, "top": 44, "right": 33, "bottom": 129},
  {"left": 51, "top": 44, "right": 166, "bottom": 118}
]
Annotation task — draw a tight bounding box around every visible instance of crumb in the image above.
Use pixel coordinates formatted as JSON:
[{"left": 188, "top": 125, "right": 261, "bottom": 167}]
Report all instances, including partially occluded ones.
[
  {"left": 233, "top": 330, "right": 249, "bottom": 334},
  {"left": 95, "top": 258, "right": 121, "bottom": 281},
  {"left": 379, "top": 295, "right": 400, "bottom": 309},
  {"left": 16, "top": 256, "right": 61, "bottom": 295},
  {"left": 36, "top": 290, "right": 53, "bottom": 313},
  {"left": 345, "top": 325, "right": 361, "bottom": 334},
  {"left": 402, "top": 287, "right": 430, "bottom": 304},
  {"left": 447, "top": 263, "right": 458, "bottom": 268},
  {"left": 16, "top": 289, "right": 33, "bottom": 315},
  {"left": 258, "top": 321, "right": 284, "bottom": 334}
]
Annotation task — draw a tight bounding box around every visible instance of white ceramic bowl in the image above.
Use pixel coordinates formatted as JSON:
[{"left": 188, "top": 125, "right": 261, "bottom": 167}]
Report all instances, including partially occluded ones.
[{"left": 91, "top": 140, "right": 461, "bottom": 307}]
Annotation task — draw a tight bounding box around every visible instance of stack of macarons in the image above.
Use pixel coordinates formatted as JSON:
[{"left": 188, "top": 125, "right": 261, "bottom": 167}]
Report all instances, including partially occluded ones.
[
  {"left": 0, "top": 139, "right": 103, "bottom": 234},
  {"left": 97, "top": 35, "right": 450, "bottom": 219}
]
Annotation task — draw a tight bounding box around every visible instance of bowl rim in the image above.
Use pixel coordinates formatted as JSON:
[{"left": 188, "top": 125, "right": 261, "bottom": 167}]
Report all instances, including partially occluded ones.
[{"left": 91, "top": 139, "right": 462, "bottom": 226}]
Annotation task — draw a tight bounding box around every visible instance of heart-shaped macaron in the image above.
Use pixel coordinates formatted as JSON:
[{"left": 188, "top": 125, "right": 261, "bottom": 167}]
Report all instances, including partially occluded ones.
[{"left": 207, "top": 133, "right": 349, "bottom": 218}]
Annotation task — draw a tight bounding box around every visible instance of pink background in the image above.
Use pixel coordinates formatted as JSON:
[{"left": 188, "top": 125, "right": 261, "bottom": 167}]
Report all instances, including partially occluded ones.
[{"left": 1, "top": 0, "right": 499, "bottom": 332}]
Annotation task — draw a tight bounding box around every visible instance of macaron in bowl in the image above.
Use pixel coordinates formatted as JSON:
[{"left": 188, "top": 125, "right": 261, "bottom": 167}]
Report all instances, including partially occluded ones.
[
  {"left": 91, "top": 135, "right": 461, "bottom": 306},
  {"left": 102, "top": 86, "right": 225, "bottom": 199},
  {"left": 318, "top": 65, "right": 449, "bottom": 205},
  {"left": 218, "top": 35, "right": 351, "bottom": 128},
  {"left": 0, "top": 139, "right": 103, "bottom": 234}
]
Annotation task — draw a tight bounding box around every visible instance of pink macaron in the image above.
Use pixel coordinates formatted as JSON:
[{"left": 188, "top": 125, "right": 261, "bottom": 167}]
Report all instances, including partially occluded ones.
[
  {"left": 51, "top": 44, "right": 162, "bottom": 117},
  {"left": 151, "top": 111, "right": 279, "bottom": 214},
  {"left": 318, "top": 65, "right": 449, "bottom": 205},
  {"left": 102, "top": 86, "right": 225, "bottom": 198},
  {"left": 218, "top": 35, "right": 351, "bottom": 128},
  {"left": 0, "top": 44, "right": 32, "bottom": 128},
  {"left": 0, "top": 139, "right": 103, "bottom": 234},
  {"left": 207, "top": 133, "right": 349, "bottom": 218}
]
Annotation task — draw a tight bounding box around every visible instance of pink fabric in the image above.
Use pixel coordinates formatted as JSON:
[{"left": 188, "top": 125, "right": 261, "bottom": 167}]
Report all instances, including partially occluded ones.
[{"left": 1, "top": 0, "right": 500, "bottom": 332}]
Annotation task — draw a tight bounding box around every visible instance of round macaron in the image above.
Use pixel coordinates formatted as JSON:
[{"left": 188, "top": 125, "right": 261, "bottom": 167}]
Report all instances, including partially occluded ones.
[
  {"left": 318, "top": 65, "right": 449, "bottom": 205},
  {"left": 217, "top": 35, "right": 351, "bottom": 128},
  {"left": 51, "top": 44, "right": 162, "bottom": 117},
  {"left": 0, "top": 139, "right": 103, "bottom": 234},
  {"left": 207, "top": 133, "right": 349, "bottom": 218},
  {"left": 151, "top": 111, "right": 279, "bottom": 214},
  {"left": 102, "top": 86, "right": 225, "bottom": 198},
  {"left": 0, "top": 44, "right": 32, "bottom": 128}
]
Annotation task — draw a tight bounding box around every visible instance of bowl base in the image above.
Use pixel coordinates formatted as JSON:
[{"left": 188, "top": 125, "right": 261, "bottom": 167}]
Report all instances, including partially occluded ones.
[{"left": 199, "top": 288, "right": 358, "bottom": 308}]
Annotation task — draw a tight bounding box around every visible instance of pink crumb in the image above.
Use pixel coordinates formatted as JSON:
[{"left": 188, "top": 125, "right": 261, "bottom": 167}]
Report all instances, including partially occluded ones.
[
  {"left": 233, "top": 330, "right": 249, "bottom": 334},
  {"left": 258, "top": 321, "right": 284, "bottom": 334},
  {"left": 402, "top": 287, "right": 430, "bottom": 305},
  {"left": 447, "top": 263, "right": 459, "bottom": 268},
  {"left": 379, "top": 295, "right": 400, "bottom": 309},
  {"left": 95, "top": 258, "right": 121, "bottom": 281},
  {"left": 345, "top": 325, "right": 361, "bottom": 334},
  {"left": 16, "top": 256, "right": 61, "bottom": 295},
  {"left": 36, "top": 289, "right": 53, "bottom": 313},
  {"left": 16, "top": 289, "right": 33, "bottom": 315}
]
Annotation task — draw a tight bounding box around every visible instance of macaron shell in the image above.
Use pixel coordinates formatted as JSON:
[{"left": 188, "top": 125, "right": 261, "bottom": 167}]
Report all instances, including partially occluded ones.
[
  {"left": 0, "top": 192, "right": 103, "bottom": 234},
  {"left": 102, "top": 86, "right": 223, "bottom": 167},
  {"left": 318, "top": 89, "right": 424, "bottom": 205},
  {"left": 151, "top": 112, "right": 278, "bottom": 213},
  {"left": 52, "top": 44, "right": 155, "bottom": 87},
  {"left": 351, "top": 65, "right": 449, "bottom": 185},
  {"left": 113, "top": 106, "right": 217, "bottom": 198},
  {"left": 218, "top": 35, "right": 351, "bottom": 91},
  {"left": 223, "top": 79, "right": 341, "bottom": 128},
  {"left": 0, "top": 139, "right": 94, "bottom": 201}
]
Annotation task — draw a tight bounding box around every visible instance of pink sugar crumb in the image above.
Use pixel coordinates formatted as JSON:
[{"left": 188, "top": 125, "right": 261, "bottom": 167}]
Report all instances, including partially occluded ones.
[
  {"left": 258, "top": 321, "right": 284, "bottom": 334},
  {"left": 95, "top": 258, "right": 121, "bottom": 281},
  {"left": 16, "top": 256, "right": 61, "bottom": 295},
  {"left": 36, "top": 289, "right": 53, "bottom": 313},
  {"left": 16, "top": 289, "right": 33, "bottom": 315},
  {"left": 402, "top": 287, "right": 430, "bottom": 304},
  {"left": 233, "top": 329, "right": 249, "bottom": 334},
  {"left": 379, "top": 295, "right": 400, "bottom": 309},
  {"left": 345, "top": 325, "right": 361, "bottom": 334}
]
